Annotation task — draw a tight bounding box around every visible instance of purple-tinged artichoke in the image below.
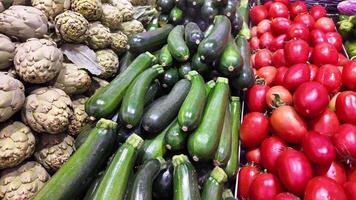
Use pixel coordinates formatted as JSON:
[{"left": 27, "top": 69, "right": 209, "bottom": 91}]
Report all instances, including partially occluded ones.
[
  {"left": 68, "top": 95, "right": 90, "bottom": 136},
  {"left": 0, "top": 34, "right": 15, "bottom": 70},
  {"left": 54, "top": 10, "right": 89, "bottom": 43},
  {"left": 32, "top": 0, "right": 70, "bottom": 20}
]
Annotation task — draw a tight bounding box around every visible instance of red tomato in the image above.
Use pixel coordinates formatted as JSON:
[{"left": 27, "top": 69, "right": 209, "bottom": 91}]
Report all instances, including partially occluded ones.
[
  {"left": 315, "top": 17, "right": 336, "bottom": 33},
  {"left": 266, "top": 86, "right": 293, "bottom": 109},
  {"left": 254, "top": 49, "right": 273, "bottom": 69},
  {"left": 274, "top": 0, "right": 289, "bottom": 5},
  {"left": 342, "top": 61, "right": 356, "bottom": 90},
  {"left": 333, "top": 124, "right": 356, "bottom": 160},
  {"left": 284, "top": 39, "right": 309, "bottom": 66},
  {"left": 308, "top": 64, "right": 318, "bottom": 80},
  {"left": 250, "top": 36, "right": 260, "bottom": 51},
  {"left": 240, "top": 112, "right": 270, "bottom": 148},
  {"left": 344, "top": 181, "right": 356, "bottom": 200},
  {"left": 251, "top": 26, "right": 258, "bottom": 37},
  {"left": 294, "top": 13, "right": 315, "bottom": 30},
  {"left": 304, "top": 177, "right": 347, "bottom": 200},
  {"left": 260, "top": 32, "right": 274, "bottom": 49},
  {"left": 287, "top": 23, "right": 310, "bottom": 41},
  {"left": 338, "top": 53, "right": 348, "bottom": 66},
  {"left": 274, "top": 192, "right": 300, "bottom": 200},
  {"left": 249, "top": 173, "right": 282, "bottom": 200},
  {"left": 247, "top": 84, "right": 270, "bottom": 112},
  {"left": 283, "top": 63, "right": 310, "bottom": 91},
  {"left": 315, "top": 161, "right": 347, "bottom": 185},
  {"left": 256, "top": 66, "right": 277, "bottom": 86},
  {"left": 238, "top": 165, "right": 260, "bottom": 199},
  {"left": 310, "top": 5, "right": 327, "bottom": 20},
  {"left": 250, "top": 5, "right": 269, "bottom": 25},
  {"left": 315, "top": 64, "right": 342, "bottom": 93},
  {"left": 328, "top": 92, "right": 340, "bottom": 112},
  {"left": 272, "top": 49, "right": 287, "bottom": 67},
  {"left": 270, "top": 106, "right": 308, "bottom": 143},
  {"left": 312, "top": 42, "right": 339, "bottom": 66},
  {"left": 271, "top": 34, "right": 287, "bottom": 52},
  {"left": 277, "top": 149, "right": 313, "bottom": 195},
  {"left": 246, "top": 148, "right": 261, "bottom": 164},
  {"left": 269, "top": 2, "right": 289, "bottom": 19},
  {"left": 303, "top": 131, "right": 335, "bottom": 166},
  {"left": 271, "top": 17, "right": 292, "bottom": 35},
  {"left": 335, "top": 91, "right": 356, "bottom": 125},
  {"left": 260, "top": 136, "right": 288, "bottom": 173},
  {"left": 257, "top": 19, "right": 272, "bottom": 36},
  {"left": 325, "top": 32, "right": 343, "bottom": 51},
  {"left": 347, "top": 168, "right": 356, "bottom": 181},
  {"left": 310, "top": 29, "right": 326, "bottom": 46},
  {"left": 274, "top": 67, "right": 288, "bottom": 86},
  {"left": 264, "top": 0, "right": 273, "bottom": 10},
  {"left": 289, "top": 1, "right": 308, "bottom": 19},
  {"left": 309, "top": 109, "right": 340, "bottom": 138}
]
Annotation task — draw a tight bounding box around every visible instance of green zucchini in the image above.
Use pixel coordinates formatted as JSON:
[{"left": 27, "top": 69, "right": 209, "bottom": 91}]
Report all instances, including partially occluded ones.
[
  {"left": 85, "top": 52, "right": 156, "bottom": 118},
  {"left": 224, "top": 96, "right": 241, "bottom": 178},
  {"left": 168, "top": 25, "right": 190, "bottom": 62},
  {"left": 74, "top": 121, "right": 96, "bottom": 149},
  {"left": 178, "top": 62, "right": 192, "bottom": 78},
  {"left": 201, "top": 166, "right": 228, "bottom": 200},
  {"left": 238, "top": 0, "right": 251, "bottom": 39},
  {"left": 201, "top": 0, "right": 219, "bottom": 21},
  {"left": 124, "top": 170, "right": 135, "bottom": 200},
  {"left": 173, "top": 155, "right": 201, "bottom": 200},
  {"left": 222, "top": 189, "right": 236, "bottom": 200},
  {"left": 165, "top": 119, "right": 188, "bottom": 151},
  {"left": 83, "top": 172, "right": 104, "bottom": 200},
  {"left": 204, "top": 24, "right": 214, "bottom": 37},
  {"left": 144, "top": 80, "right": 161, "bottom": 106},
  {"left": 33, "top": 119, "right": 117, "bottom": 200},
  {"left": 191, "top": 53, "right": 210, "bottom": 74},
  {"left": 120, "top": 65, "right": 164, "bottom": 129},
  {"left": 91, "top": 134, "right": 144, "bottom": 200},
  {"left": 213, "top": 105, "right": 231, "bottom": 166},
  {"left": 184, "top": 22, "right": 204, "bottom": 51},
  {"left": 218, "top": 37, "right": 243, "bottom": 77},
  {"left": 222, "top": 0, "right": 238, "bottom": 18},
  {"left": 159, "top": 45, "right": 173, "bottom": 67},
  {"left": 178, "top": 71, "right": 207, "bottom": 132},
  {"left": 153, "top": 160, "right": 173, "bottom": 199},
  {"left": 159, "top": 67, "right": 180, "bottom": 88},
  {"left": 157, "top": 0, "right": 176, "bottom": 13},
  {"left": 198, "top": 15, "right": 231, "bottom": 62},
  {"left": 187, "top": 77, "right": 229, "bottom": 161},
  {"left": 129, "top": 158, "right": 165, "bottom": 200},
  {"left": 128, "top": 25, "right": 173, "bottom": 54},
  {"left": 205, "top": 80, "right": 216, "bottom": 95},
  {"left": 169, "top": 6, "right": 184, "bottom": 24},
  {"left": 231, "top": 12, "right": 244, "bottom": 36},
  {"left": 175, "top": 0, "right": 187, "bottom": 10},
  {"left": 119, "top": 51, "right": 136, "bottom": 73},
  {"left": 142, "top": 79, "right": 191, "bottom": 134},
  {"left": 147, "top": 17, "right": 160, "bottom": 31}
]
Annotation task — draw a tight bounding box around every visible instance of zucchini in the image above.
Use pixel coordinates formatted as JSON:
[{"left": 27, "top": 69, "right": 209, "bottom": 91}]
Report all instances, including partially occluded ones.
[
  {"left": 196, "top": 163, "right": 213, "bottom": 187},
  {"left": 201, "top": 166, "right": 228, "bottom": 200},
  {"left": 205, "top": 80, "right": 216, "bottom": 95},
  {"left": 169, "top": 6, "right": 184, "bottom": 24},
  {"left": 196, "top": 18, "right": 210, "bottom": 32},
  {"left": 222, "top": 0, "right": 238, "bottom": 18},
  {"left": 158, "top": 14, "right": 170, "bottom": 27},
  {"left": 213, "top": 105, "right": 231, "bottom": 166},
  {"left": 201, "top": 0, "right": 219, "bottom": 21},
  {"left": 124, "top": 170, "right": 135, "bottom": 200},
  {"left": 224, "top": 96, "right": 241, "bottom": 178},
  {"left": 212, "top": 0, "right": 227, "bottom": 7},
  {"left": 186, "top": 0, "right": 203, "bottom": 7},
  {"left": 83, "top": 172, "right": 104, "bottom": 200},
  {"left": 144, "top": 80, "right": 161, "bottom": 106},
  {"left": 178, "top": 62, "right": 192, "bottom": 78},
  {"left": 238, "top": 0, "right": 251, "bottom": 39},
  {"left": 222, "top": 189, "right": 236, "bottom": 200},
  {"left": 198, "top": 15, "right": 231, "bottom": 62},
  {"left": 128, "top": 25, "right": 174, "bottom": 54},
  {"left": 120, "top": 65, "right": 164, "bottom": 129},
  {"left": 85, "top": 52, "right": 156, "bottom": 118},
  {"left": 153, "top": 160, "right": 173, "bottom": 199},
  {"left": 159, "top": 45, "right": 173, "bottom": 67},
  {"left": 74, "top": 121, "right": 96, "bottom": 149},
  {"left": 91, "top": 134, "right": 144, "bottom": 200},
  {"left": 119, "top": 51, "right": 136, "bottom": 73},
  {"left": 175, "top": 0, "right": 187, "bottom": 10},
  {"left": 172, "top": 155, "right": 201, "bottom": 200},
  {"left": 147, "top": 17, "right": 160, "bottom": 31},
  {"left": 191, "top": 53, "right": 210, "bottom": 74},
  {"left": 129, "top": 158, "right": 165, "bottom": 200},
  {"left": 184, "top": 22, "right": 204, "bottom": 51},
  {"left": 218, "top": 37, "right": 243, "bottom": 77},
  {"left": 231, "top": 36, "right": 254, "bottom": 91},
  {"left": 142, "top": 79, "right": 191, "bottom": 134},
  {"left": 33, "top": 119, "right": 117, "bottom": 200},
  {"left": 159, "top": 67, "right": 180, "bottom": 88},
  {"left": 178, "top": 71, "right": 207, "bottom": 132},
  {"left": 157, "top": 0, "right": 175, "bottom": 13},
  {"left": 168, "top": 25, "right": 190, "bottom": 62},
  {"left": 165, "top": 119, "right": 188, "bottom": 151},
  {"left": 187, "top": 77, "right": 229, "bottom": 161},
  {"left": 231, "top": 12, "right": 244, "bottom": 36}
]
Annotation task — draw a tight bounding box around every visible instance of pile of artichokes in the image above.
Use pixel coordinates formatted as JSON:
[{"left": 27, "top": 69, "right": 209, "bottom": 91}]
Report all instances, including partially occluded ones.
[{"left": 0, "top": 0, "right": 153, "bottom": 199}]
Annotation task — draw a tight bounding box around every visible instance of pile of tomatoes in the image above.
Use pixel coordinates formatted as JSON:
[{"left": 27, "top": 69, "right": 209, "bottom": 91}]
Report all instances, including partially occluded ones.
[{"left": 237, "top": 0, "right": 356, "bottom": 200}]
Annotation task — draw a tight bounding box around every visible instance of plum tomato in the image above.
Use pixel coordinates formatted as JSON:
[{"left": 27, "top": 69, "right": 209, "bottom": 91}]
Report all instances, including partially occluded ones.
[
  {"left": 344, "top": 181, "right": 356, "bottom": 200},
  {"left": 309, "top": 109, "right": 340, "bottom": 138},
  {"left": 294, "top": 13, "right": 315, "bottom": 30},
  {"left": 271, "top": 34, "right": 287, "bottom": 51},
  {"left": 247, "top": 84, "right": 270, "bottom": 112},
  {"left": 333, "top": 124, "right": 356, "bottom": 160},
  {"left": 271, "top": 17, "right": 292, "bottom": 36},
  {"left": 325, "top": 32, "right": 343, "bottom": 51},
  {"left": 338, "top": 53, "right": 348, "bottom": 66},
  {"left": 257, "top": 19, "right": 271, "bottom": 36},
  {"left": 269, "top": 2, "right": 289, "bottom": 19},
  {"left": 310, "top": 5, "right": 327, "bottom": 20},
  {"left": 309, "top": 29, "right": 326, "bottom": 46},
  {"left": 283, "top": 63, "right": 310, "bottom": 91},
  {"left": 238, "top": 165, "right": 260, "bottom": 199},
  {"left": 312, "top": 42, "right": 339, "bottom": 66},
  {"left": 304, "top": 177, "right": 347, "bottom": 200},
  {"left": 342, "top": 60, "right": 356, "bottom": 90},
  {"left": 251, "top": 26, "right": 258, "bottom": 37},
  {"left": 274, "top": 0, "right": 289, "bottom": 5},
  {"left": 272, "top": 49, "right": 287, "bottom": 67},
  {"left": 315, "top": 64, "right": 342, "bottom": 93},
  {"left": 260, "top": 136, "right": 288, "bottom": 173},
  {"left": 314, "top": 17, "right": 336, "bottom": 33},
  {"left": 254, "top": 49, "right": 273, "bottom": 69},
  {"left": 335, "top": 91, "right": 356, "bottom": 125},
  {"left": 289, "top": 1, "right": 308, "bottom": 19},
  {"left": 347, "top": 168, "right": 356, "bottom": 181},
  {"left": 246, "top": 148, "right": 261, "bottom": 164},
  {"left": 287, "top": 23, "right": 310, "bottom": 41},
  {"left": 256, "top": 66, "right": 277, "bottom": 86},
  {"left": 266, "top": 86, "right": 293, "bottom": 109},
  {"left": 284, "top": 39, "right": 309, "bottom": 66},
  {"left": 250, "top": 5, "right": 269, "bottom": 25},
  {"left": 274, "top": 192, "right": 301, "bottom": 200},
  {"left": 240, "top": 112, "right": 270, "bottom": 148},
  {"left": 315, "top": 161, "right": 347, "bottom": 185},
  {"left": 308, "top": 64, "right": 318, "bottom": 81},
  {"left": 250, "top": 36, "right": 260, "bottom": 51},
  {"left": 274, "top": 67, "right": 289, "bottom": 86},
  {"left": 260, "top": 32, "right": 274, "bottom": 49},
  {"left": 249, "top": 173, "right": 282, "bottom": 200}
]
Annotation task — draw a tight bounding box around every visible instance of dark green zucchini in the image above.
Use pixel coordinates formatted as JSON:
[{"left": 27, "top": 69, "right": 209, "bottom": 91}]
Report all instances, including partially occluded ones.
[
  {"left": 231, "top": 12, "right": 244, "bottom": 35},
  {"left": 128, "top": 25, "right": 173, "bottom": 54},
  {"left": 159, "top": 45, "right": 173, "bottom": 67},
  {"left": 172, "top": 154, "right": 201, "bottom": 200},
  {"left": 201, "top": 167, "right": 228, "bottom": 200},
  {"left": 158, "top": 14, "right": 170, "bottom": 27},
  {"left": 184, "top": 22, "right": 204, "bottom": 51},
  {"left": 120, "top": 65, "right": 164, "bottom": 129},
  {"left": 74, "top": 121, "right": 96, "bottom": 149},
  {"left": 212, "top": 0, "right": 227, "bottom": 7},
  {"left": 91, "top": 134, "right": 144, "bottom": 200},
  {"left": 178, "top": 62, "right": 192, "bottom": 78},
  {"left": 153, "top": 160, "right": 173, "bottom": 199},
  {"left": 191, "top": 53, "right": 210, "bottom": 74},
  {"left": 169, "top": 6, "right": 184, "bottom": 24},
  {"left": 222, "top": 0, "right": 238, "bottom": 18},
  {"left": 83, "top": 171, "right": 104, "bottom": 200},
  {"left": 213, "top": 106, "right": 232, "bottom": 166},
  {"left": 168, "top": 25, "right": 190, "bottom": 62},
  {"left": 144, "top": 80, "right": 161, "bottom": 106},
  {"left": 165, "top": 119, "right": 188, "bottom": 151},
  {"left": 186, "top": 0, "right": 204, "bottom": 7},
  {"left": 238, "top": 0, "right": 251, "bottom": 39},
  {"left": 33, "top": 119, "right": 117, "bottom": 200},
  {"left": 222, "top": 189, "right": 236, "bottom": 200},
  {"left": 187, "top": 77, "right": 229, "bottom": 161},
  {"left": 157, "top": 0, "right": 176, "bottom": 13},
  {"left": 218, "top": 37, "right": 243, "bottom": 77},
  {"left": 124, "top": 170, "right": 135, "bottom": 200},
  {"left": 201, "top": 0, "right": 219, "bottom": 21},
  {"left": 119, "top": 52, "right": 136, "bottom": 73},
  {"left": 85, "top": 52, "right": 156, "bottom": 118},
  {"left": 175, "top": 0, "right": 187, "bottom": 10},
  {"left": 147, "top": 17, "right": 160, "bottom": 31},
  {"left": 142, "top": 79, "right": 191, "bottom": 134},
  {"left": 159, "top": 67, "right": 180, "bottom": 88},
  {"left": 195, "top": 162, "right": 213, "bottom": 187}
]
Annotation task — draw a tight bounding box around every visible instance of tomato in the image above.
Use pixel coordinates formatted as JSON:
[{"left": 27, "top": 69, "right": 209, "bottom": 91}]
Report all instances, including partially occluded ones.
[
  {"left": 328, "top": 92, "right": 340, "bottom": 111},
  {"left": 289, "top": 1, "right": 308, "bottom": 19},
  {"left": 260, "top": 32, "right": 274, "bottom": 49},
  {"left": 238, "top": 165, "right": 260, "bottom": 199},
  {"left": 270, "top": 106, "right": 308, "bottom": 144},
  {"left": 342, "top": 61, "right": 356, "bottom": 90},
  {"left": 254, "top": 49, "right": 273, "bottom": 69},
  {"left": 277, "top": 149, "right": 313, "bottom": 195},
  {"left": 335, "top": 91, "right": 356, "bottom": 125},
  {"left": 251, "top": 26, "right": 258, "bottom": 37},
  {"left": 309, "top": 109, "right": 340, "bottom": 138},
  {"left": 272, "top": 49, "right": 287, "bottom": 68},
  {"left": 287, "top": 23, "right": 310, "bottom": 41},
  {"left": 269, "top": 2, "right": 289, "bottom": 19},
  {"left": 308, "top": 64, "right": 318, "bottom": 80},
  {"left": 284, "top": 39, "right": 309, "bottom": 66},
  {"left": 347, "top": 168, "right": 356, "bottom": 181},
  {"left": 294, "top": 13, "right": 315, "bottom": 30},
  {"left": 274, "top": 192, "right": 301, "bottom": 200},
  {"left": 333, "top": 124, "right": 356, "bottom": 160},
  {"left": 312, "top": 42, "right": 339, "bottom": 66},
  {"left": 325, "top": 32, "right": 343, "bottom": 51},
  {"left": 250, "top": 5, "right": 269, "bottom": 25},
  {"left": 310, "top": 5, "right": 327, "bottom": 20},
  {"left": 271, "top": 17, "right": 292, "bottom": 35},
  {"left": 302, "top": 131, "right": 335, "bottom": 166},
  {"left": 338, "top": 53, "right": 348, "bottom": 66},
  {"left": 274, "top": 67, "right": 289, "bottom": 86},
  {"left": 283, "top": 63, "right": 310, "bottom": 91},
  {"left": 310, "top": 29, "right": 326, "bottom": 46},
  {"left": 315, "top": 64, "right": 342, "bottom": 93},
  {"left": 315, "top": 161, "right": 347, "bottom": 185},
  {"left": 247, "top": 84, "right": 270, "bottom": 112},
  {"left": 256, "top": 66, "right": 277, "bottom": 86},
  {"left": 271, "top": 34, "right": 287, "bottom": 51},
  {"left": 344, "top": 181, "right": 356, "bottom": 200},
  {"left": 260, "top": 136, "right": 287, "bottom": 173},
  {"left": 249, "top": 173, "right": 282, "bottom": 200},
  {"left": 240, "top": 112, "right": 269, "bottom": 148},
  {"left": 246, "top": 148, "right": 261, "bottom": 164},
  {"left": 250, "top": 36, "right": 260, "bottom": 51},
  {"left": 266, "top": 86, "right": 293, "bottom": 109},
  {"left": 257, "top": 19, "right": 271, "bottom": 36},
  {"left": 304, "top": 176, "right": 347, "bottom": 200},
  {"left": 315, "top": 17, "right": 336, "bottom": 33},
  {"left": 274, "top": 0, "right": 289, "bottom": 5}
]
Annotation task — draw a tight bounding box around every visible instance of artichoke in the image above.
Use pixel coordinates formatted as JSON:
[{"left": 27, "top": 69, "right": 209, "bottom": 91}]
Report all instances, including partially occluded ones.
[
  {"left": 71, "top": 0, "right": 102, "bottom": 21},
  {"left": 34, "top": 133, "right": 75, "bottom": 172},
  {"left": 0, "top": 6, "right": 48, "bottom": 40},
  {"left": 0, "top": 73, "right": 25, "bottom": 122},
  {"left": 86, "top": 76, "right": 109, "bottom": 95},
  {"left": 54, "top": 10, "right": 89, "bottom": 43},
  {"left": 110, "top": 0, "right": 134, "bottom": 22},
  {"left": 0, "top": 3, "right": 4, "bottom": 12},
  {"left": 14, "top": 38, "right": 63, "bottom": 84},
  {"left": 22, "top": 87, "right": 73, "bottom": 134},
  {"left": 31, "top": 0, "right": 70, "bottom": 20},
  {"left": 100, "top": 4, "right": 123, "bottom": 30},
  {"left": 87, "top": 22, "right": 112, "bottom": 50},
  {"left": 96, "top": 49, "right": 119, "bottom": 79},
  {"left": 0, "top": 122, "right": 35, "bottom": 169},
  {"left": 110, "top": 31, "right": 128, "bottom": 54},
  {"left": 129, "top": 0, "right": 152, "bottom": 6},
  {"left": 0, "top": 161, "right": 50, "bottom": 200},
  {"left": 0, "top": 34, "right": 15, "bottom": 70},
  {"left": 52, "top": 63, "right": 91, "bottom": 95},
  {"left": 118, "top": 19, "right": 144, "bottom": 36},
  {"left": 68, "top": 95, "right": 90, "bottom": 136}
]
